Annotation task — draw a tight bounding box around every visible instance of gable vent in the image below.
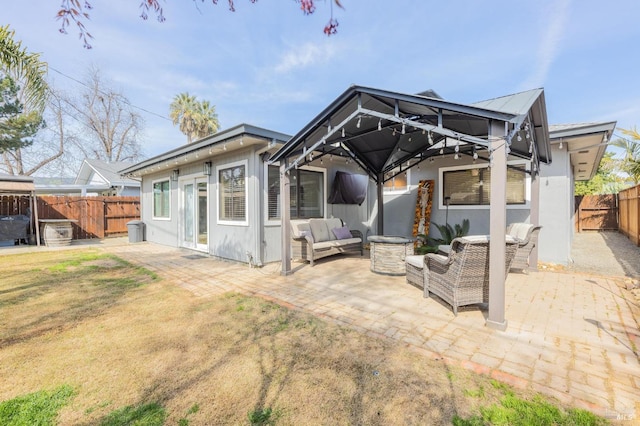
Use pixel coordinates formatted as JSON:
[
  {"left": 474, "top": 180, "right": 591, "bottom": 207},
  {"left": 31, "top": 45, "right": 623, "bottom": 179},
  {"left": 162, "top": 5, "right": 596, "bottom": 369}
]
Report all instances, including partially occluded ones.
[{"left": 578, "top": 150, "right": 590, "bottom": 154}]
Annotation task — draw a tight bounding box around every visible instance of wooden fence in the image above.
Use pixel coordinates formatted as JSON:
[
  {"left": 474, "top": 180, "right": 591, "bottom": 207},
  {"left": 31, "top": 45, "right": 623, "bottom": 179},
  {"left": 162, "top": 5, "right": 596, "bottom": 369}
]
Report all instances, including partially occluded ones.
[
  {"left": 619, "top": 184, "right": 640, "bottom": 246},
  {"left": 0, "top": 195, "right": 140, "bottom": 240},
  {"left": 574, "top": 194, "right": 619, "bottom": 232}
]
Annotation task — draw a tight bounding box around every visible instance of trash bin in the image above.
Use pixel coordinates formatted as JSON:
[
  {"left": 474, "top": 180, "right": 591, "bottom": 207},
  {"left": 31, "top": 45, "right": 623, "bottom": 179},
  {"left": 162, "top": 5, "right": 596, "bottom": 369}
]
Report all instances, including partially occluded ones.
[{"left": 126, "top": 220, "right": 145, "bottom": 243}]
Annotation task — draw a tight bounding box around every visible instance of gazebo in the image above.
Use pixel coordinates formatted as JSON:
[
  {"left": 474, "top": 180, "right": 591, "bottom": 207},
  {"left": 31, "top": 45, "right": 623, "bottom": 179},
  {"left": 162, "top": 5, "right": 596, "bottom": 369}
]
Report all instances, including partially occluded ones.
[
  {"left": 270, "top": 85, "right": 551, "bottom": 330},
  {"left": 0, "top": 173, "right": 40, "bottom": 246}
]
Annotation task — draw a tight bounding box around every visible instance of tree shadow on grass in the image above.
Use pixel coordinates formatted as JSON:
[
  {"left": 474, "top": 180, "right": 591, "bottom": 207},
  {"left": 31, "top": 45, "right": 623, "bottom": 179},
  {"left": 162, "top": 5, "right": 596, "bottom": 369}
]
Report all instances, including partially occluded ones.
[
  {"left": 83, "top": 293, "right": 470, "bottom": 425},
  {"left": 0, "top": 258, "right": 153, "bottom": 347}
]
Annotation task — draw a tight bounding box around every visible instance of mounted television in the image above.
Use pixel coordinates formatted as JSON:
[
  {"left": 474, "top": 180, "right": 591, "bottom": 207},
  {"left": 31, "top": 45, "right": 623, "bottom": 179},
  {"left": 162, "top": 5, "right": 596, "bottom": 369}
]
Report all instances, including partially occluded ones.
[{"left": 327, "top": 171, "right": 368, "bottom": 205}]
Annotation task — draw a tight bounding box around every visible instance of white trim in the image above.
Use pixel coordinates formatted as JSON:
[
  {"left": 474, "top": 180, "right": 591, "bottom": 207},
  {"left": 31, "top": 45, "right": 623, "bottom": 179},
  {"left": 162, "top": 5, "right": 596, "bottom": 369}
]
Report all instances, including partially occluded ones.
[
  {"left": 438, "top": 160, "right": 530, "bottom": 210},
  {"left": 151, "top": 177, "right": 171, "bottom": 220},
  {"left": 216, "top": 159, "right": 249, "bottom": 227}
]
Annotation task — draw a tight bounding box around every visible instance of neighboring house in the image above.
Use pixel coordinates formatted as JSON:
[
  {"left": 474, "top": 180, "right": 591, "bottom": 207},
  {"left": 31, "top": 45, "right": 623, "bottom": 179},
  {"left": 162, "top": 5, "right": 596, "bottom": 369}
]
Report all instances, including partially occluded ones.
[
  {"left": 122, "top": 88, "right": 615, "bottom": 271},
  {"left": 35, "top": 159, "right": 140, "bottom": 196}
]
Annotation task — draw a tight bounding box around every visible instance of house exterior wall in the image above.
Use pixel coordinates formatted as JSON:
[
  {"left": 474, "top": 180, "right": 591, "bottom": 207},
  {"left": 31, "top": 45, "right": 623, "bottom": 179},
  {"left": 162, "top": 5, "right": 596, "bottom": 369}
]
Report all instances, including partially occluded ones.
[
  {"left": 366, "top": 155, "right": 531, "bottom": 240},
  {"left": 140, "top": 146, "right": 267, "bottom": 264},
  {"left": 538, "top": 145, "right": 572, "bottom": 264}
]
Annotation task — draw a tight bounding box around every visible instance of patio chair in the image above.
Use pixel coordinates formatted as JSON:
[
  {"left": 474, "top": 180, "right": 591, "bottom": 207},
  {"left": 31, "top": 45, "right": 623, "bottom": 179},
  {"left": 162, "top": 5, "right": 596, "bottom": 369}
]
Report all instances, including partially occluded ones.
[
  {"left": 507, "top": 223, "right": 542, "bottom": 273},
  {"left": 419, "top": 235, "right": 518, "bottom": 315}
]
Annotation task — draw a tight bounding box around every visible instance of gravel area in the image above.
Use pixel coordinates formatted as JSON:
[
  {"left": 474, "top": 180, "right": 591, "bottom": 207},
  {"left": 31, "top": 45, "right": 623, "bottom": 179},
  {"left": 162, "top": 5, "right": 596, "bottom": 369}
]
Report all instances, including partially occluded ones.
[{"left": 568, "top": 231, "right": 640, "bottom": 282}]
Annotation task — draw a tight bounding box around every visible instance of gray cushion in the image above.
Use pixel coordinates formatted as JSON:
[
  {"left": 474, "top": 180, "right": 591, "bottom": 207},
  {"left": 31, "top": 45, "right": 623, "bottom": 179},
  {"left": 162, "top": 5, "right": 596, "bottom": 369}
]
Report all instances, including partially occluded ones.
[{"left": 309, "top": 219, "right": 331, "bottom": 242}]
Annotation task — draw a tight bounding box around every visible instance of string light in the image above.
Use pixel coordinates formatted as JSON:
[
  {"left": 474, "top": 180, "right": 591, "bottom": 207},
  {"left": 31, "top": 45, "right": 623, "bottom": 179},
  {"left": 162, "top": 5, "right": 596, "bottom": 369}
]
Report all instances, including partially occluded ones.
[
  {"left": 356, "top": 116, "right": 361, "bottom": 128},
  {"left": 428, "top": 132, "right": 434, "bottom": 145},
  {"left": 378, "top": 119, "right": 382, "bottom": 131},
  {"left": 558, "top": 141, "right": 563, "bottom": 149},
  {"left": 342, "top": 128, "right": 345, "bottom": 137},
  {"left": 401, "top": 123, "right": 406, "bottom": 134}
]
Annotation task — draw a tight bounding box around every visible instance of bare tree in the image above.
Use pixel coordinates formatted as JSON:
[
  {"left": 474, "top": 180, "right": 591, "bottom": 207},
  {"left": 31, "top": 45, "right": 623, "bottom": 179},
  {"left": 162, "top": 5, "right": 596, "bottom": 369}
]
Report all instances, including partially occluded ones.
[{"left": 66, "top": 67, "right": 144, "bottom": 163}]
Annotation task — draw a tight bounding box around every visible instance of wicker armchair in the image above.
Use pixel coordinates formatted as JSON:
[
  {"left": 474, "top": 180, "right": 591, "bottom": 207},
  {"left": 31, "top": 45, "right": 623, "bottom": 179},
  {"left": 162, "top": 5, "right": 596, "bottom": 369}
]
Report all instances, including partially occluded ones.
[
  {"left": 422, "top": 235, "right": 518, "bottom": 315},
  {"left": 507, "top": 223, "right": 542, "bottom": 273}
]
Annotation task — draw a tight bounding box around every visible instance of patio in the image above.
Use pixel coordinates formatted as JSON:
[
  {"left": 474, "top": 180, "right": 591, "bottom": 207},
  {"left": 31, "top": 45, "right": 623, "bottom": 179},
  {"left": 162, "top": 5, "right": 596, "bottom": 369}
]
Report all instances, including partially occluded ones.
[{"left": 93, "top": 236, "right": 640, "bottom": 420}]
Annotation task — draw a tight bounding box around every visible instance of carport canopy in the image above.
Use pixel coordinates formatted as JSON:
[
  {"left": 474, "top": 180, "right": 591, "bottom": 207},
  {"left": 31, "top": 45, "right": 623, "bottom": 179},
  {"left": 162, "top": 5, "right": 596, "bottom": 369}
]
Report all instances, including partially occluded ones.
[{"left": 270, "top": 85, "right": 552, "bottom": 330}]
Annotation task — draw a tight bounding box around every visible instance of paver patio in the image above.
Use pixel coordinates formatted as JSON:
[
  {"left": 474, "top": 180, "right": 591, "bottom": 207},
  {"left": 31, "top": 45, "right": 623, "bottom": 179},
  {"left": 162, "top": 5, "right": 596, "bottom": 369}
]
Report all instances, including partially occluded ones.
[{"left": 95, "top": 238, "right": 640, "bottom": 422}]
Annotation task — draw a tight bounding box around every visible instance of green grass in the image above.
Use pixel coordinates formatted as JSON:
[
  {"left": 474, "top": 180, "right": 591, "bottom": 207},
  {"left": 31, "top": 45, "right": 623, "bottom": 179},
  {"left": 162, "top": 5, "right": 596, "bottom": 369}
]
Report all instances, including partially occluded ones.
[
  {"left": 99, "top": 402, "right": 166, "bottom": 426},
  {"left": 0, "top": 385, "right": 75, "bottom": 426},
  {"left": 453, "top": 392, "right": 608, "bottom": 426},
  {"left": 248, "top": 407, "right": 280, "bottom": 426}
]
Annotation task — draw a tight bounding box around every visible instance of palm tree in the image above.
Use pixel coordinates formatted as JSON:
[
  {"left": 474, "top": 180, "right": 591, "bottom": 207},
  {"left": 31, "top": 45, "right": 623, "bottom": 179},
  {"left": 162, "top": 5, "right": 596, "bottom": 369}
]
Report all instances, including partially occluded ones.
[
  {"left": 194, "top": 100, "right": 219, "bottom": 141},
  {"left": 613, "top": 127, "right": 640, "bottom": 185},
  {"left": 169, "top": 92, "right": 198, "bottom": 144},
  {"left": 0, "top": 25, "right": 48, "bottom": 112}
]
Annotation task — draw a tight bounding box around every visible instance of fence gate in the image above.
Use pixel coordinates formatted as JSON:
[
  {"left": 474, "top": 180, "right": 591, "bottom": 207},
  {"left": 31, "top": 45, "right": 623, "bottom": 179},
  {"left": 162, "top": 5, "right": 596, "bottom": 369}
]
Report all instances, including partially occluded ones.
[{"left": 574, "top": 194, "right": 619, "bottom": 232}]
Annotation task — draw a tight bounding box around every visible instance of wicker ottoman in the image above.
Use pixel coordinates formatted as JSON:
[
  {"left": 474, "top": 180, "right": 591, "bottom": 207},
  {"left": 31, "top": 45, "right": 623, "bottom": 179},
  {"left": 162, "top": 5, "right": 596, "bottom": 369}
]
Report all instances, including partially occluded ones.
[{"left": 405, "top": 255, "right": 426, "bottom": 289}]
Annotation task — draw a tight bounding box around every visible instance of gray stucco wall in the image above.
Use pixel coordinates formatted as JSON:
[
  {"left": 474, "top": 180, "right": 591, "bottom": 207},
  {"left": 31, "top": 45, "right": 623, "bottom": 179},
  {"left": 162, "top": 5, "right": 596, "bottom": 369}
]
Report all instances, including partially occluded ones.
[
  {"left": 538, "top": 146, "right": 572, "bottom": 264},
  {"left": 366, "top": 155, "right": 531, "bottom": 241}
]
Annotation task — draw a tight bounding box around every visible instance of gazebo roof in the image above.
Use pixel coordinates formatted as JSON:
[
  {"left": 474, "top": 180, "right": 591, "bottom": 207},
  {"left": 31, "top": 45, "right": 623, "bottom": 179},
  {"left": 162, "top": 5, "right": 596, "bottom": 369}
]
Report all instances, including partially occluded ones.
[{"left": 270, "top": 85, "right": 551, "bottom": 181}]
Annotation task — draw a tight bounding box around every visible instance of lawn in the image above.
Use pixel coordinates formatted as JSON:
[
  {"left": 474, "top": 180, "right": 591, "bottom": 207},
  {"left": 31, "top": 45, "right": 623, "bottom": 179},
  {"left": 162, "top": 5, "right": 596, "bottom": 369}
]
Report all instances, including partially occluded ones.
[{"left": 0, "top": 249, "right": 607, "bottom": 425}]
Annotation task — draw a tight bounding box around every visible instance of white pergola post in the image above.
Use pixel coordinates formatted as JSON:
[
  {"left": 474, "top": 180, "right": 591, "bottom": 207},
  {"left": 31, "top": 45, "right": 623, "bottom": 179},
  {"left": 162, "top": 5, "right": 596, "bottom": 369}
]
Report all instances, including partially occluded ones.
[
  {"left": 486, "top": 121, "right": 508, "bottom": 331},
  {"left": 280, "top": 161, "right": 291, "bottom": 276}
]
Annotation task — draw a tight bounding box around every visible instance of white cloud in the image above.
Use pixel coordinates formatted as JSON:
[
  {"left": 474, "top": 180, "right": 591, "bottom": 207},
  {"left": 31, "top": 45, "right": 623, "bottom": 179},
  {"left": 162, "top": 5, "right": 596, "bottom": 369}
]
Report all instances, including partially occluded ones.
[
  {"left": 274, "top": 42, "right": 339, "bottom": 73},
  {"left": 521, "top": 0, "right": 572, "bottom": 89}
]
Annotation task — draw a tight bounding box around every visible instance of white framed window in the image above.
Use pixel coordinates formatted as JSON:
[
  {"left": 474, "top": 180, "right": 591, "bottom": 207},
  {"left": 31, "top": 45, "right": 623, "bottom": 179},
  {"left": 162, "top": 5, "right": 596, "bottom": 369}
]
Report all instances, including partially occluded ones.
[
  {"left": 383, "top": 168, "right": 410, "bottom": 194},
  {"left": 152, "top": 178, "right": 171, "bottom": 220},
  {"left": 438, "top": 161, "right": 530, "bottom": 209},
  {"left": 264, "top": 164, "right": 326, "bottom": 222},
  {"left": 265, "top": 164, "right": 281, "bottom": 224},
  {"left": 217, "top": 160, "right": 248, "bottom": 226}
]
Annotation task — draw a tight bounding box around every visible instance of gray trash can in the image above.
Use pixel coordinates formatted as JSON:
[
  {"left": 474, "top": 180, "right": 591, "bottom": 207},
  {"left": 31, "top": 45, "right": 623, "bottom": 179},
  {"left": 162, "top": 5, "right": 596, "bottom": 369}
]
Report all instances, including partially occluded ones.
[{"left": 126, "top": 220, "right": 145, "bottom": 243}]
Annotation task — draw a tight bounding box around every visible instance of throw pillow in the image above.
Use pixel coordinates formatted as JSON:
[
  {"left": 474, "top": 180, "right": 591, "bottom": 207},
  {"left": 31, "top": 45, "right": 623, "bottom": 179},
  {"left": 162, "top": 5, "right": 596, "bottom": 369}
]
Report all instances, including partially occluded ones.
[{"left": 332, "top": 226, "right": 353, "bottom": 240}]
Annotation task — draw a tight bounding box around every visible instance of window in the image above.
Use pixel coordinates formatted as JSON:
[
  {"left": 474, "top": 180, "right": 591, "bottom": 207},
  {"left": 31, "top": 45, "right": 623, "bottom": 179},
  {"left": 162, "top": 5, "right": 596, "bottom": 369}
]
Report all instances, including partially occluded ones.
[
  {"left": 383, "top": 168, "right": 409, "bottom": 193},
  {"left": 441, "top": 164, "right": 527, "bottom": 207},
  {"left": 267, "top": 165, "right": 280, "bottom": 221},
  {"left": 266, "top": 165, "right": 324, "bottom": 220},
  {"left": 153, "top": 179, "right": 170, "bottom": 219},
  {"left": 292, "top": 169, "right": 324, "bottom": 218},
  {"left": 218, "top": 161, "right": 247, "bottom": 225}
]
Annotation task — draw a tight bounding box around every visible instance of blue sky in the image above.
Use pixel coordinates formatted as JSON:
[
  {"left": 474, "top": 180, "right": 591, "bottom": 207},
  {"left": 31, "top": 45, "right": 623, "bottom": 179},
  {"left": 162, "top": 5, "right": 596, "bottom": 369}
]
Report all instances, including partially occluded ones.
[{"left": 3, "top": 0, "right": 640, "bottom": 160}]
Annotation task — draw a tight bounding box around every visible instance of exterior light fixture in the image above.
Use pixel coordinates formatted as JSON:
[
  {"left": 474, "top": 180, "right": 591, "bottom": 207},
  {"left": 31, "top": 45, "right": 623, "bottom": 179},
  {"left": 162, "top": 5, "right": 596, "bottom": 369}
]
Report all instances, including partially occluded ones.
[
  {"left": 171, "top": 169, "right": 179, "bottom": 181},
  {"left": 558, "top": 141, "right": 563, "bottom": 149},
  {"left": 203, "top": 161, "right": 212, "bottom": 176}
]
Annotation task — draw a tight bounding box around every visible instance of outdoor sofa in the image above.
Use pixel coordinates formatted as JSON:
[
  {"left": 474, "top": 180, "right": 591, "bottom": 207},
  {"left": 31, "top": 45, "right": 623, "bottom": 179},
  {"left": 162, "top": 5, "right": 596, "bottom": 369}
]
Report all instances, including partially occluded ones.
[
  {"left": 506, "top": 223, "right": 542, "bottom": 272},
  {"left": 405, "top": 235, "right": 519, "bottom": 315},
  {"left": 290, "top": 218, "right": 363, "bottom": 266}
]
